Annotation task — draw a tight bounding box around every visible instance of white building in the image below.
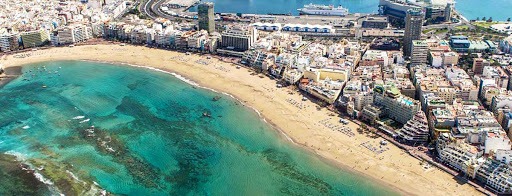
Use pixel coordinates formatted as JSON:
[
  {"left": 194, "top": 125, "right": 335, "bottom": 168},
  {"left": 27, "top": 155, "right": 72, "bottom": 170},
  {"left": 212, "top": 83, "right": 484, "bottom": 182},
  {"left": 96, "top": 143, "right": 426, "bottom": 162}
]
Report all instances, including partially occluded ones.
[
  {"left": 442, "top": 51, "right": 459, "bottom": 66},
  {"left": 283, "top": 68, "right": 303, "bottom": 84},
  {"left": 483, "top": 130, "right": 512, "bottom": 154},
  {"left": 496, "top": 150, "right": 512, "bottom": 164},
  {"left": 221, "top": 26, "right": 258, "bottom": 51},
  {"left": 396, "top": 111, "right": 429, "bottom": 144},
  {"left": 56, "top": 26, "right": 75, "bottom": 45},
  {"left": 438, "top": 140, "right": 480, "bottom": 172},
  {"left": 282, "top": 24, "right": 334, "bottom": 33},
  {"left": 356, "top": 29, "right": 404, "bottom": 38},
  {"left": 500, "top": 35, "right": 512, "bottom": 54},
  {"left": 411, "top": 40, "right": 428, "bottom": 66},
  {"left": 0, "top": 33, "right": 19, "bottom": 52},
  {"left": 251, "top": 22, "right": 282, "bottom": 31},
  {"left": 354, "top": 92, "right": 374, "bottom": 111},
  {"left": 429, "top": 51, "right": 443, "bottom": 67},
  {"left": 476, "top": 158, "right": 512, "bottom": 194}
]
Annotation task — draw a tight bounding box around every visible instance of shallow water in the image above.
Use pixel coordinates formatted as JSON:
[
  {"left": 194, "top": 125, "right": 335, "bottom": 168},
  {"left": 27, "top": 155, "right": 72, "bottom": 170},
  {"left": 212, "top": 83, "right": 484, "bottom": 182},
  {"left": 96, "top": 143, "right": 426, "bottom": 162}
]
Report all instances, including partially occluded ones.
[{"left": 0, "top": 61, "right": 397, "bottom": 195}]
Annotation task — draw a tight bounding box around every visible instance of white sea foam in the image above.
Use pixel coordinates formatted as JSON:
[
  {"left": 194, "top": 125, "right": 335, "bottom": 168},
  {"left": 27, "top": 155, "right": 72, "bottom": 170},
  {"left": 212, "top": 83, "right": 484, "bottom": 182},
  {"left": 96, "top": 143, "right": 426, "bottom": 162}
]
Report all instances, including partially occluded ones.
[
  {"left": 34, "top": 172, "right": 55, "bottom": 185},
  {"left": 66, "top": 170, "right": 84, "bottom": 184},
  {"left": 33, "top": 171, "right": 63, "bottom": 195},
  {"left": 65, "top": 170, "right": 107, "bottom": 195},
  {"left": 4, "top": 150, "right": 28, "bottom": 161}
]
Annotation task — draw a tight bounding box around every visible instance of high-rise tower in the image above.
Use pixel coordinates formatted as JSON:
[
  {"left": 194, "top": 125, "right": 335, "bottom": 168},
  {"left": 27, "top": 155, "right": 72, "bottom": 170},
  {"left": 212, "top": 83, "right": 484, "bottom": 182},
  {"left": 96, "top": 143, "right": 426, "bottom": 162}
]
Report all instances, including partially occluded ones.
[
  {"left": 198, "top": 2, "right": 215, "bottom": 34},
  {"left": 403, "top": 8, "right": 424, "bottom": 57},
  {"left": 445, "top": 3, "right": 453, "bottom": 22}
]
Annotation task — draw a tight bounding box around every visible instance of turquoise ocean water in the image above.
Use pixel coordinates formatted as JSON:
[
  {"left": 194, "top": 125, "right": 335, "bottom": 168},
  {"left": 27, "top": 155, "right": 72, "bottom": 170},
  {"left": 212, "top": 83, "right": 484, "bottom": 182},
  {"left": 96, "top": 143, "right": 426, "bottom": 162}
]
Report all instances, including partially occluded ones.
[
  {"left": 0, "top": 61, "right": 396, "bottom": 195},
  {"left": 455, "top": 0, "right": 512, "bottom": 21},
  {"left": 192, "top": 0, "right": 511, "bottom": 21}
]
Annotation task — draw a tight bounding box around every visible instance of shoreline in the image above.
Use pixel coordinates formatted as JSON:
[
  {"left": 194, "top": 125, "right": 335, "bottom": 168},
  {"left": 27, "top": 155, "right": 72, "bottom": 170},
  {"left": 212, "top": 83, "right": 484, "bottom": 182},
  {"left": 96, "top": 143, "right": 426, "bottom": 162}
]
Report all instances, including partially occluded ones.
[
  {"left": 1, "top": 44, "right": 483, "bottom": 195},
  {"left": 0, "top": 66, "right": 22, "bottom": 88},
  {"left": 3, "top": 58, "right": 407, "bottom": 195},
  {"left": 82, "top": 60, "right": 409, "bottom": 194}
]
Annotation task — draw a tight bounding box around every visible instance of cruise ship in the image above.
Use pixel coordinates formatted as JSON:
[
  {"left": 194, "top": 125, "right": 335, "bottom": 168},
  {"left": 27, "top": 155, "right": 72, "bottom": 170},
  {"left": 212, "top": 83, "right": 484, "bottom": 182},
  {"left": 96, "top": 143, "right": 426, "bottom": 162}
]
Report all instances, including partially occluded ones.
[{"left": 297, "top": 4, "right": 349, "bottom": 16}]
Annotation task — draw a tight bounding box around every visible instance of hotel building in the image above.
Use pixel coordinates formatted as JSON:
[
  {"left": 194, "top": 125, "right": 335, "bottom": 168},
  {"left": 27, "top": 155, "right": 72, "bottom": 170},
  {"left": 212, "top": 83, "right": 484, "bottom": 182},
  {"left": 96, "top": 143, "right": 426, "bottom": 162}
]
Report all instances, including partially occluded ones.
[
  {"left": 373, "top": 84, "right": 420, "bottom": 124},
  {"left": 20, "top": 29, "right": 49, "bottom": 48}
]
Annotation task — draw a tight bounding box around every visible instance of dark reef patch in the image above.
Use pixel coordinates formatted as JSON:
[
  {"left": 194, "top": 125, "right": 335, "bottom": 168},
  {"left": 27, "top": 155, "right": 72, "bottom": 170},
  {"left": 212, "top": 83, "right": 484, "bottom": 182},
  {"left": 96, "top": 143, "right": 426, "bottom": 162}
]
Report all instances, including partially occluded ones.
[
  {"left": 261, "top": 149, "right": 335, "bottom": 195},
  {"left": 0, "top": 154, "right": 50, "bottom": 195},
  {"left": 115, "top": 97, "right": 215, "bottom": 194}
]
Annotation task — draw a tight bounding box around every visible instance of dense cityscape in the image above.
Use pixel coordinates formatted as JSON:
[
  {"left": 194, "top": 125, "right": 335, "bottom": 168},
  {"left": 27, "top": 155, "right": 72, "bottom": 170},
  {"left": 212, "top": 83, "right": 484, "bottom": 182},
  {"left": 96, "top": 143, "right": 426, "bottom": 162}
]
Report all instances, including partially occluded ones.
[{"left": 2, "top": 0, "right": 512, "bottom": 195}]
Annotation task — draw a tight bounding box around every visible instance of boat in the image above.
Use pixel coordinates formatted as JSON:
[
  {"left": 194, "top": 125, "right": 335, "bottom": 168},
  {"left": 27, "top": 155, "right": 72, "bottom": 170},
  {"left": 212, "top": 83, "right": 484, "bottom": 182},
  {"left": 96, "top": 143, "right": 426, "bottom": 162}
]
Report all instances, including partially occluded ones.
[
  {"left": 212, "top": 96, "right": 222, "bottom": 101},
  {"left": 72, "top": 116, "right": 86, "bottom": 120},
  {"left": 79, "top": 119, "right": 91, "bottom": 124},
  {"left": 297, "top": 3, "right": 349, "bottom": 16},
  {"left": 202, "top": 112, "right": 212, "bottom": 118},
  {"left": 22, "top": 125, "right": 30, "bottom": 129}
]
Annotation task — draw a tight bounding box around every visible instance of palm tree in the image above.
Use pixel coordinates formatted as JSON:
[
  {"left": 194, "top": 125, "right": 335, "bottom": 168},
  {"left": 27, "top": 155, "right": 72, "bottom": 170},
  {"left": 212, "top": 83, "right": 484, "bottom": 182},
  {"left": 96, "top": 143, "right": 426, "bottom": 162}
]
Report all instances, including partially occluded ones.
[
  {"left": 361, "top": 124, "right": 367, "bottom": 132},
  {"left": 508, "top": 18, "right": 511, "bottom": 22}
]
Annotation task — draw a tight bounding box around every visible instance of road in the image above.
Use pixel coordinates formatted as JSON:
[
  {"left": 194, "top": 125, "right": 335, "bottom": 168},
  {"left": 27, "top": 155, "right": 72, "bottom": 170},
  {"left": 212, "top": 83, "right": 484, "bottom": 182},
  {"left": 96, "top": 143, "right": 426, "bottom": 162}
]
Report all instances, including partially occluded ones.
[
  {"left": 140, "top": 0, "right": 177, "bottom": 20},
  {"left": 140, "top": 0, "right": 158, "bottom": 19},
  {"left": 422, "top": 9, "right": 474, "bottom": 32}
]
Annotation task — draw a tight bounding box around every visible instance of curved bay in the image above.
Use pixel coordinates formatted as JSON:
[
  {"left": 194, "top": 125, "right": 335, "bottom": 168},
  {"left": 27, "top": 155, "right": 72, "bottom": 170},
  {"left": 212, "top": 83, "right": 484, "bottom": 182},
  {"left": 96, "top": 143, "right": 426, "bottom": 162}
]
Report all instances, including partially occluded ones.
[{"left": 0, "top": 61, "right": 396, "bottom": 195}]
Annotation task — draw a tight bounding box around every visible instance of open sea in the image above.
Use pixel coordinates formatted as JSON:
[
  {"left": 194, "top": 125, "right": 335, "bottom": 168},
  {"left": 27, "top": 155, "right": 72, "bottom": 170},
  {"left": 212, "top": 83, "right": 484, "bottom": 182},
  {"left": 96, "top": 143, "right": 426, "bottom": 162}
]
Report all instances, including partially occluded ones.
[
  {"left": 193, "top": 0, "right": 511, "bottom": 21},
  {"left": 0, "top": 61, "right": 397, "bottom": 195}
]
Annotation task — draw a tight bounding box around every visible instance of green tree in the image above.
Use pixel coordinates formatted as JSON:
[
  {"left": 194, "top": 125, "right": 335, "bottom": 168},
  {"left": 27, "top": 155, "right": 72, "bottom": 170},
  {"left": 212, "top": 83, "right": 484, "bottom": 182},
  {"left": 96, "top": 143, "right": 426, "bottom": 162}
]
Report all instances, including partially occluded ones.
[
  {"left": 508, "top": 18, "right": 511, "bottom": 22},
  {"left": 482, "top": 17, "right": 487, "bottom": 21},
  {"left": 476, "top": 17, "right": 480, "bottom": 21},
  {"left": 487, "top": 17, "right": 493, "bottom": 22}
]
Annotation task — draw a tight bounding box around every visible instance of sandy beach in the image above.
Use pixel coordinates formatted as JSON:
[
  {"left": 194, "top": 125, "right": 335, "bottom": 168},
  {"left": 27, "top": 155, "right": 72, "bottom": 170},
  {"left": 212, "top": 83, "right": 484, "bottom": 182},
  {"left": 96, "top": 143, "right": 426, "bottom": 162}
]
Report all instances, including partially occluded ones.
[{"left": 1, "top": 44, "right": 482, "bottom": 195}]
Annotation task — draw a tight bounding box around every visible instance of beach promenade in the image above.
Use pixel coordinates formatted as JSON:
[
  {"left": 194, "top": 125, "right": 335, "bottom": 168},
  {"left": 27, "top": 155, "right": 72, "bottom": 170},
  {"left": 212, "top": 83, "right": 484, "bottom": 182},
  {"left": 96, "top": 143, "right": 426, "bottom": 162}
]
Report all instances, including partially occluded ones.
[{"left": 1, "top": 44, "right": 483, "bottom": 195}]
